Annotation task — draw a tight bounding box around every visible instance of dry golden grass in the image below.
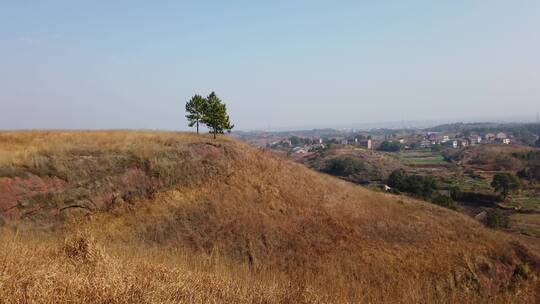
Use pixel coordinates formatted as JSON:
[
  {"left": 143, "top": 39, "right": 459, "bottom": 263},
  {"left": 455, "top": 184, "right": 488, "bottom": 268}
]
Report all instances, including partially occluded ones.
[
  {"left": 0, "top": 229, "right": 326, "bottom": 304},
  {"left": 1, "top": 131, "right": 539, "bottom": 303},
  {"left": 0, "top": 130, "right": 222, "bottom": 167}
]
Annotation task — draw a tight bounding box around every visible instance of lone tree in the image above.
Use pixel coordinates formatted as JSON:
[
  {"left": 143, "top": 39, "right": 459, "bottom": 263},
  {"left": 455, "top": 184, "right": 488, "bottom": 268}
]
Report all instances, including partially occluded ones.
[
  {"left": 201, "top": 92, "right": 234, "bottom": 139},
  {"left": 491, "top": 173, "right": 520, "bottom": 199},
  {"left": 185, "top": 94, "right": 207, "bottom": 134}
]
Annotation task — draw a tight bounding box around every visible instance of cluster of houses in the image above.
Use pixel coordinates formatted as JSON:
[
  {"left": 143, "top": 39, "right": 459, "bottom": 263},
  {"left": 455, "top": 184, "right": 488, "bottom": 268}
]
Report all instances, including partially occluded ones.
[
  {"left": 338, "top": 137, "right": 373, "bottom": 149},
  {"left": 421, "top": 131, "right": 511, "bottom": 148},
  {"left": 267, "top": 130, "right": 516, "bottom": 155},
  {"left": 290, "top": 140, "right": 325, "bottom": 154},
  {"left": 269, "top": 138, "right": 325, "bottom": 154},
  {"left": 270, "top": 136, "right": 373, "bottom": 154}
]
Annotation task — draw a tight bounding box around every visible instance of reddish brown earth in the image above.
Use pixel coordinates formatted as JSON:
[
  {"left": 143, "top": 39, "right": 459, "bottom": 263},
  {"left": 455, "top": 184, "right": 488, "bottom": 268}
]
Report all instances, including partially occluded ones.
[
  {"left": 0, "top": 175, "right": 66, "bottom": 220},
  {"left": 0, "top": 140, "right": 232, "bottom": 225}
]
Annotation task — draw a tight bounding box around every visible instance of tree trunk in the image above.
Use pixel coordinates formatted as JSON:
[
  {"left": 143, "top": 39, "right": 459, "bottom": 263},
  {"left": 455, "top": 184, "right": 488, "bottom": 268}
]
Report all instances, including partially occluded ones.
[
  {"left": 196, "top": 121, "right": 199, "bottom": 134},
  {"left": 213, "top": 129, "right": 216, "bottom": 139}
]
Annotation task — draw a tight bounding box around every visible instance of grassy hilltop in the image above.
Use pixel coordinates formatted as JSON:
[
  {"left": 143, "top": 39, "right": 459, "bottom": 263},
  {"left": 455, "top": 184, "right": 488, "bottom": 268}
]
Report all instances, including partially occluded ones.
[{"left": 0, "top": 131, "right": 539, "bottom": 303}]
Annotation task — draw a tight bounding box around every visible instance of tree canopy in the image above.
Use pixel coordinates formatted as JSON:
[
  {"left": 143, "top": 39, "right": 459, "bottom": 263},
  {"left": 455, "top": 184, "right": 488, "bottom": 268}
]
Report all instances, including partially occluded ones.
[
  {"left": 323, "top": 156, "right": 365, "bottom": 177},
  {"left": 378, "top": 141, "right": 401, "bottom": 152},
  {"left": 490, "top": 173, "right": 520, "bottom": 199},
  {"left": 185, "top": 94, "right": 207, "bottom": 134},
  {"left": 185, "top": 92, "right": 234, "bottom": 138},
  {"left": 201, "top": 92, "right": 234, "bottom": 138},
  {"left": 387, "top": 169, "right": 436, "bottom": 200}
]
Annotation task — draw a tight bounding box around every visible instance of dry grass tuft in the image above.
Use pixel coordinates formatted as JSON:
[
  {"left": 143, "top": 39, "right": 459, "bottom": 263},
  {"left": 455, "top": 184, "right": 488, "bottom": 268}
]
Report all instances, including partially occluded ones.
[{"left": 62, "top": 229, "right": 106, "bottom": 266}]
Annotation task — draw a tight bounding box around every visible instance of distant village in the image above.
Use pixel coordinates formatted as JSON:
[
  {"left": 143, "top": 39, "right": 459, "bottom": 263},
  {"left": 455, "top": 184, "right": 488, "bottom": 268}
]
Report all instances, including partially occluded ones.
[{"left": 235, "top": 126, "right": 539, "bottom": 155}]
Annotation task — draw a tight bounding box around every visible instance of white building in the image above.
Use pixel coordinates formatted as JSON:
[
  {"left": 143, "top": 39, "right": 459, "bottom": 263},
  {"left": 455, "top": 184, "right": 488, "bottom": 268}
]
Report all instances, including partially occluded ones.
[{"left": 496, "top": 132, "right": 507, "bottom": 140}]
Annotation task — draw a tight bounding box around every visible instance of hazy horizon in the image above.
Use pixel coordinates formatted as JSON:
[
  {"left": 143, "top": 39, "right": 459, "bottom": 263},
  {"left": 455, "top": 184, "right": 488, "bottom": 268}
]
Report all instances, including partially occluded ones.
[{"left": 1, "top": 1, "right": 539, "bottom": 131}]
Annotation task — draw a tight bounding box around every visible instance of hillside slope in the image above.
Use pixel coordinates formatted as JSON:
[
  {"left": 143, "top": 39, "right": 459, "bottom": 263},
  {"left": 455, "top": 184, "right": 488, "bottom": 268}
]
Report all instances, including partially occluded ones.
[
  {"left": 296, "top": 146, "right": 402, "bottom": 184},
  {"left": 443, "top": 144, "right": 538, "bottom": 171},
  {"left": 0, "top": 131, "right": 539, "bottom": 303}
]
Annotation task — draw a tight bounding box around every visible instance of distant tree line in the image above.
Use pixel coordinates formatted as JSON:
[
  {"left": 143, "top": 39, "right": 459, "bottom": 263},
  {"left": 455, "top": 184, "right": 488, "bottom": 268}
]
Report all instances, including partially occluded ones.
[
  {"left": 427, "top": 122, "right": 540, "bottom": 147},
  {"left": 427, "top": 122, "right": 540, "bottom": 134},
  {"left": 185, "top": 92, "right": 234, "bottom": 138}
]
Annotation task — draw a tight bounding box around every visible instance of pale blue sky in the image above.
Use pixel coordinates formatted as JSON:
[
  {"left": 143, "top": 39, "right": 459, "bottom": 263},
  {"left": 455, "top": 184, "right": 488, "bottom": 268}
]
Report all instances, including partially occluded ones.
[{"left": 1, "top": 1, "right": 539, "bottom": 130}]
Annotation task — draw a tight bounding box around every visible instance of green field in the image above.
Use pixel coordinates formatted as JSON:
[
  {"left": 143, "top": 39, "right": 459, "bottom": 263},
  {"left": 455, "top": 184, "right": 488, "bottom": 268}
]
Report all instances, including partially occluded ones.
[
  {"left": 398, "top": 151, "right": 447, "bottom": 165},
  {"left": 454, "top": 177, "right": 492, "bottom": 191},
  {"left": 501, "top": 195, "right": 540, "bottom": 210}
]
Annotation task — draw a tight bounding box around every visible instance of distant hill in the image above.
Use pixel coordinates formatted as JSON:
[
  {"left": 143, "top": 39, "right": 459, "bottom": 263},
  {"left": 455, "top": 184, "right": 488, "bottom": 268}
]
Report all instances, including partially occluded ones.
[
  {"left": 1, "top": 131, "right": 539, "bottom": 303},
  {"left": 442, "top": 143, "right": 538, "bottom": 171},
  {"left": 427, "top": 122, "right": 540, "bottom": 135}
]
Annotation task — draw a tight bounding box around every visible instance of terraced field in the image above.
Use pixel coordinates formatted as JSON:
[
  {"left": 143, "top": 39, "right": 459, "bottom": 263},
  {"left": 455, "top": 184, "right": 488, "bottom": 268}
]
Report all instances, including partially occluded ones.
[{"left": 397, "top": 150, "right": 448, "bottom": 166}]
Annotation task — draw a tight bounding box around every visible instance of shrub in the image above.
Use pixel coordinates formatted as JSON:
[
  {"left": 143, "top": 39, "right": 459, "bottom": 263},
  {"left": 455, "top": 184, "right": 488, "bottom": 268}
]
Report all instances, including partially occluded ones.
[
  {"left": 323, "top": 156, "right": 365, "bottom": 177},
  {"left": 387, "top": 169, "right": 437, "bottom": 200},
  {"left": 515, "top": 151, "right": 540, "bottom": 181},
  {"left": 491, "top": 173, "right": 521, "bottom": 199},
  {"left": 514, "top": 263, "right": 531, "bottom": 279},
  {"left": 431, "top": 144, "right": 442, "bottom": 152},
  {"left": 517, "top": 165, "right": 540, "bottom": 181},
  {"left": 377, "top": 141, "right": 401, "bottom": 152},
  {"left": 442, "top": 149, "right": 463, "bottom": 162},
  {"left": 387, "top": 169, "right": 408, "bottom": 189},
  {"left": 431, "top": 194, "right": 456, "bottom": 210},
  {"left": 62, "top": 231, "right": 106, "bottom": 266},
  {"left": 485, "top": 210, "right": 509, "bottom": 229},
  {"left": 450, "top": 188, "right": 502, "bottom": 206}
]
